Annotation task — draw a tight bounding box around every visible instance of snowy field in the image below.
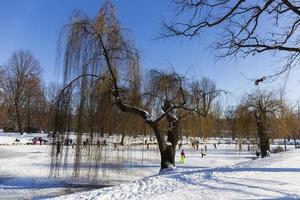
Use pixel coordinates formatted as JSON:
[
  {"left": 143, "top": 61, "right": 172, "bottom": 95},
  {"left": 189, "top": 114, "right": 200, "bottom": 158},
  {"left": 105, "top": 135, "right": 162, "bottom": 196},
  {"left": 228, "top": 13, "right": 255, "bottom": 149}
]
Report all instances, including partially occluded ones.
[
  {"left": 52, "top": 148, "right": 300, "bottom": 200},
  {"left": 0, "top": 132, "right": 299, "bottom": 200}
]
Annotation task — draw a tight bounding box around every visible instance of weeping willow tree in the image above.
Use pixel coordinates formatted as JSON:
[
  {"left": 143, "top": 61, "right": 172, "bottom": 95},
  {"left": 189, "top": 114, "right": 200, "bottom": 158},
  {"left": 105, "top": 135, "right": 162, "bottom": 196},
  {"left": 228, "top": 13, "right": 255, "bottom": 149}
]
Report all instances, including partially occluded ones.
[
  {"left": 51, "top": 2, "right": 221, "bottom": 178},
  {"left": 50, "top": 2, "right": 143, "bottom": 178}
]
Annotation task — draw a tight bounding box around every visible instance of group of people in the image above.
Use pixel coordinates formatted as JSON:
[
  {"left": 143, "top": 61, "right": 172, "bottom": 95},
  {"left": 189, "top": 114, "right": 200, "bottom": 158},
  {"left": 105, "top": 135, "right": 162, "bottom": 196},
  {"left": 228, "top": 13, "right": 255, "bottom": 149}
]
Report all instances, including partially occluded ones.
[
  {"left": 178, "top": 140, "right": 222, "bottom": 164},
  {"left": 179, "top": 148, "right": 207, "bottom": 164}
]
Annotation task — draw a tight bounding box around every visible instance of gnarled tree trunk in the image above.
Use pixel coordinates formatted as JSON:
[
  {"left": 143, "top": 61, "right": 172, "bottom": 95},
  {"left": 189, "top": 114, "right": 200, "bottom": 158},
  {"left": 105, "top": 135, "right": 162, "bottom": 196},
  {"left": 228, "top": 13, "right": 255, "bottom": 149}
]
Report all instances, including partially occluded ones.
[
  {"left": 150, "top": 111, "right": 180, "bottom": 169},
  {"left": 150, "top": 121, "right": 179, "bottom": 169}
]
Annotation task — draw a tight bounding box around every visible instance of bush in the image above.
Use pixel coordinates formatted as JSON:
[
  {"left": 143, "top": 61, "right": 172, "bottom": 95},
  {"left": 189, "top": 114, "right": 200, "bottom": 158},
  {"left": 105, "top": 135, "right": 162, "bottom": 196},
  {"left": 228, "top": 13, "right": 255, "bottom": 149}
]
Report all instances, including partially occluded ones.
[{"left": 271, "top": 146, "right": 284, "bottom": 153}]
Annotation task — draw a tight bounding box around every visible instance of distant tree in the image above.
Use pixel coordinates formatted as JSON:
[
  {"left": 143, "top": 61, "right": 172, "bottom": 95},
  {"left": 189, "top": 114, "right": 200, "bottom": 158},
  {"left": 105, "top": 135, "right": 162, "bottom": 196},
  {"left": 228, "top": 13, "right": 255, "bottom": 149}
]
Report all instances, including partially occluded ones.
[
  {"left": 235, "top": 103, "right": 255, "bottom": 139},
  {"left": 246, "top": 90, "right": 279, "bottom": 157},
  {"left": 286, "top": 105, "right": 300, "bottom": 148},
  {"left": 225, "top": 106, "right": 237, "bottom": 140},
  {"left": 1, "top": 50, "right": 41, "bottom": 134},
  {"left": 43, "top": 83, "right": 62, "bottom": 132},
  {"left": 24, "top": 76, "right": 44, "bottom": 132},
  {"left": 278, "top": 89, "right": 289, "bottom": 150},
  {"left": 190, "top": 78, "right": 219, "bottom": 117},
  {"left": 177, "top": 78, "right": 220, "bottom": 138},
  {"left": 212, "top": 101, "right": 223, "bottom": 136}
]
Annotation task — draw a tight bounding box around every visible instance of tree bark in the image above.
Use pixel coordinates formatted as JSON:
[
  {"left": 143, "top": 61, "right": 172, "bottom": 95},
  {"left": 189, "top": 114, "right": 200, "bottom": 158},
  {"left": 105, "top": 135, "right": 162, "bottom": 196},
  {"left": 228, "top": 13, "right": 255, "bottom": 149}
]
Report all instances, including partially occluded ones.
[
  {"left": 150, "top": 117, "right": 180, "bottom": 169},
  {"left": 160, "top": 144, "right": 176, "bottom": 169}
]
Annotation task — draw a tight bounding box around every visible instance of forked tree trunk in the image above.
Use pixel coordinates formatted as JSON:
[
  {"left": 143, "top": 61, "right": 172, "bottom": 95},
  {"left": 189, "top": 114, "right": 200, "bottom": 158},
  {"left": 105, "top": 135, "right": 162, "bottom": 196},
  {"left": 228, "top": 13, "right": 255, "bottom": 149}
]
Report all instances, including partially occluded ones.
[{"left": 255, "top": 112, "right": 270, "bottom": 158}]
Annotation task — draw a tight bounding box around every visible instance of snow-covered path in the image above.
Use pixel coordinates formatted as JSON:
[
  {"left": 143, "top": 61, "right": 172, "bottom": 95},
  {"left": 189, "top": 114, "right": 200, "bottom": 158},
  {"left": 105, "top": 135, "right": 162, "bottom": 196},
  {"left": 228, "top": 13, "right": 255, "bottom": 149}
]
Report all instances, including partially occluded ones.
[{"left": 51, "top": 149, "right": 300, "bottom": 200}]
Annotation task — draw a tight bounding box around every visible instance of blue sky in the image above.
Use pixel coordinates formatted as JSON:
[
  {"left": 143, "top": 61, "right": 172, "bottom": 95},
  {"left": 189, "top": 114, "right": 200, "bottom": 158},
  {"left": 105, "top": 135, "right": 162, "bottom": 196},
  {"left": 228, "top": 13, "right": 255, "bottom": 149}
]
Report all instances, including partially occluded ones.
[{"left": 0, "top": 0, "right": 299, "bottom": 104}]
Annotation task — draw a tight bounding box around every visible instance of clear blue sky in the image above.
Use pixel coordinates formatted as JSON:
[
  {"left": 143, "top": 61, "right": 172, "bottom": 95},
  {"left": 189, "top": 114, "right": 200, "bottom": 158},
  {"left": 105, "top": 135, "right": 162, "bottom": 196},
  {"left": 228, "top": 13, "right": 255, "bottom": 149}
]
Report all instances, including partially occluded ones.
[{"left": 0, "top": 0, "right": 299, "bottom": 104}]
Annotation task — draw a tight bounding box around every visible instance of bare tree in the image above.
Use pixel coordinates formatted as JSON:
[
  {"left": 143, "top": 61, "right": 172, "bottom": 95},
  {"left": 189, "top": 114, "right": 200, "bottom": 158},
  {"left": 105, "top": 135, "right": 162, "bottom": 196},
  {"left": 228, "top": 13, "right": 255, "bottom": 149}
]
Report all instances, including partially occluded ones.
[
  {"left": 189, "top": 77, "right": 220, "bottom": 117},
  {"left": 163, "top": 0, "right": 300, "bottom": 79},
  {"left": 246, "top": 90, "right": 279, "bottom": 157},
  {"left": 185, "top": 78, "right": 221, "bottom": 138},
  {"left": 1, "top": 50, "right": 41, "bottom": 134}
]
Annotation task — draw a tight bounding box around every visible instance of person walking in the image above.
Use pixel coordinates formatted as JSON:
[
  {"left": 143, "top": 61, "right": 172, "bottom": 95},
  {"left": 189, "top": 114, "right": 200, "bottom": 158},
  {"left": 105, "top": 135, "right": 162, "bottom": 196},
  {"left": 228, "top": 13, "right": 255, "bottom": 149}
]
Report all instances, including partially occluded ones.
[{"left": 201, "top": 148, "right": 206, "bottom": 158}]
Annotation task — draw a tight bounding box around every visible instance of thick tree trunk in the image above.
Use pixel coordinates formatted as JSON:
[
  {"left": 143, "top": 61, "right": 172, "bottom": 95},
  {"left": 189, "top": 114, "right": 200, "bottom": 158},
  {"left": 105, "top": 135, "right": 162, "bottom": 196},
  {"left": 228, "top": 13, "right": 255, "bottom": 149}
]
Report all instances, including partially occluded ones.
[
  {"left": 151, "top": 118, "right": 180, "bottom": 170},
  {"left": 256, "top": 113, "right": 270, "bottom": 158},
  {"left": 160, "top": 145, "right": 176, "bottom": 169}
]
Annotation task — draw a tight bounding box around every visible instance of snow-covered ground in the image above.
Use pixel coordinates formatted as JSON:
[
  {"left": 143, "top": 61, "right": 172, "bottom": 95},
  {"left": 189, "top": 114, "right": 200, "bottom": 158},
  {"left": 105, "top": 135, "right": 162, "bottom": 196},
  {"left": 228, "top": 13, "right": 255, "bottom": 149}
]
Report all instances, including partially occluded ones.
[
  {"left": 0, "top": 132, "right": 299, "bottom": 199},
  {"left": 50, "top": 149, "right": 300, "bottom": 200},
  {"left": 0, "top": 132, "right": 49, "bottom": 145}
]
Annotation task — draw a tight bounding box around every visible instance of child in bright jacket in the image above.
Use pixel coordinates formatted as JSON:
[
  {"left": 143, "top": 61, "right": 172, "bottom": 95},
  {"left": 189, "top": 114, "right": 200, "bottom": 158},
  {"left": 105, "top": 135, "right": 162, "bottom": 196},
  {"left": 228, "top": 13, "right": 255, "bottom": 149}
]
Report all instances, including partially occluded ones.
[{"left": 180, "top": 149, "right": 185, "bottom": 163}]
